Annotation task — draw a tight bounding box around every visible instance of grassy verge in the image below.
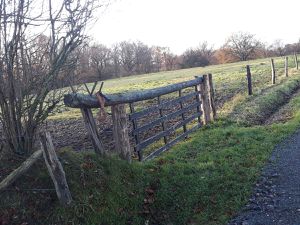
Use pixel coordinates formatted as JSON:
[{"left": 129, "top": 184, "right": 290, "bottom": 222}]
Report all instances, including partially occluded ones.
[
  {"left": 3, "top": 110, "right": 300, "bottom": 224},
  {"left": 224, "top": 75, "right": 300, "bottom": 125}
]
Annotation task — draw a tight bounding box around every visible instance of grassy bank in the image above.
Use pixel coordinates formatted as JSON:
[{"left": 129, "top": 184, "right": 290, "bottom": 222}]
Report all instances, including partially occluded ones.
[
  {"left": 223, "top": 75, "right": 300, "bottom": 125},
  {"left": 3, "top": 113, "right": 300, "bottom": 224}
]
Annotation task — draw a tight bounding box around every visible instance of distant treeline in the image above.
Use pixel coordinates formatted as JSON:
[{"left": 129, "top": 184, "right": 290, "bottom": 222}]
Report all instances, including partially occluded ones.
[{"left": 71, "top": 32, "right": 300, "bottom": 83}]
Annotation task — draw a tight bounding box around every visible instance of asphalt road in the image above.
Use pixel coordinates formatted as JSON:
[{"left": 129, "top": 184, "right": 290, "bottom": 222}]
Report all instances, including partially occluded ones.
[{"left": 229, "top": 129, "right": 300, "bottom": 225}]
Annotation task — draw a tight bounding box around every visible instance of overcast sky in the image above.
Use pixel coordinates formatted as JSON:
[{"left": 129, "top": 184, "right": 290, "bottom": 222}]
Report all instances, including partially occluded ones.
[{"left": 90, "top": 0, "right": 300, "bottom": 54}]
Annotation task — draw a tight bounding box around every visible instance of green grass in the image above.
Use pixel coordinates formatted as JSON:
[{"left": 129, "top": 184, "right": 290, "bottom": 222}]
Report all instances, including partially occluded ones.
[
  {"left": 3, "top": 104, "right": 300, "bottom": 224},
  {"left": 50, "top": 56, "right": 298, "bottom": 119},
  {"left": 2, "top": 56, "right": 300, "bottom": 225},
  {"left": 224, "top": 75, "right": 300, "bottom": 124},
  {"left": 2, "top": 118, "right": 300, "bottom": 225}
]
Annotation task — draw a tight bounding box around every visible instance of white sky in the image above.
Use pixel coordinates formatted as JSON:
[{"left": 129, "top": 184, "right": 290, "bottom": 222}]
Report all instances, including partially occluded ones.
[{"left": 90, "top": 0, "right": 300, "bottom": 54}]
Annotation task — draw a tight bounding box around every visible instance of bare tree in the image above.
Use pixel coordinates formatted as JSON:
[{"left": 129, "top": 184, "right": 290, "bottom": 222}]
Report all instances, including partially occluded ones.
[
  {"left": 224, "top": 32, "right": 261, "bottom": 61},
  {"left": 134, "top": 41, "right": 153, "bottom": 74},
  {"left": 90, "top": 43, "right": 111, "bottom": 79},
  {"left": 162, "top": 48, "right": 178, "bottom": 71},
  {"left": 151, "top": 46, "right": 164, "bottom": 72},
  {"left": 0, "top": 0, "right": 101, "bottom": 154},
  {"left": 111, "top": 43, "right": 121, "bottom": 77},
  {"left": 284, "top": 40, "right": 300, "bottom": 55},
  {"left": 198, "top": 42, "right": 214, "bottom": 59},
  {"left": 270, "top": 39, "right": 286, "bottom": 56},
  {"left": 119, "top": 41, "right": 136, "bottom": 75},
  {"left": 180, "top": 42, "right": 214, "bottom": 68},
  {"left": 73, "top": 42, "right": 93, "bottom": 83}
]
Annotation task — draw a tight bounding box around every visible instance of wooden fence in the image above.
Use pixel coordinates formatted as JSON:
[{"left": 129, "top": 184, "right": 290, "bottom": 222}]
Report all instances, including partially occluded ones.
[
  {"left": 64, "top": 74, "right": 216, "bottom": 162},
  {"left": 246, "top": 54, "right": 299, "bottom": 95}
]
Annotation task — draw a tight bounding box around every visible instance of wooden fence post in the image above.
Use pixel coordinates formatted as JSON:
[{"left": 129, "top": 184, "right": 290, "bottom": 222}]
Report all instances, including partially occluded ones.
[
  {"left": 40, "top": 132, "right": 72, "bottom": 206},
  {"left": 246, "top": 65, "right": 252, "bottom": 95},
  {"left": 285, "top": 56, "right": 288, "bottom": 77},
  {"left": 295, "top": 53, "right": 299, "bottom": 70},
  {"left": 207, "top": 74, "right": 216, "bottom": 120},
  {"left": 198, "top": 74, "right": 211, "bottom": 125},
  {"left": 271, "top": 59, "right": 276, "bottom": 84},
  {"left": 81, "top": 108, "right": 105, "bottom": 155},
  {"left": 111, "top": 104, "right": 132, "bottom": 163}
]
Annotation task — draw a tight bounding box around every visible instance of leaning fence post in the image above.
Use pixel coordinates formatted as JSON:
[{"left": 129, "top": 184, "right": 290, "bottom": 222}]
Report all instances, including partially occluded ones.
[
  {"left": 111, "top": 104, "right": 132, "bottom": 163},
  {"left": 295, "top": 53, "right": 299, "bottom": 70},
  {"left": 271, "top": 59, "right": 276, "bottom": 84},
  {"left": 246, "top": 65, "right": 252, "bottom": 95},
  {"left": 198, "top": 74, "right": 211, "bottom": 125},
  {"left": 0, "top": 149, "right": 42, "bottom": 192},
  {"left": 81, "top": 108, "right": 105, "bottom": 155},
  {"left": 39, "top": 132, "right": 72, "bottom": 206},
  {"left": 207, "top": 74, "right": 216, "bottom": 120},
  {"left": 285, "top": 56, "right": 288, "bottom": 77}
]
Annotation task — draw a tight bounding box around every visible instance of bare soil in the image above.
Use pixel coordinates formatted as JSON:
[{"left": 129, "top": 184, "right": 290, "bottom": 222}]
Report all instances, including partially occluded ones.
[{"left": 39, "top": 97, "right": 199, "bottom": 155}]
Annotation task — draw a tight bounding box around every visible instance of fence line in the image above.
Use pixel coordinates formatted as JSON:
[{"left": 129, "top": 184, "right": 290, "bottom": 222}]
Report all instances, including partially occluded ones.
[{"left": 246, "top": 54, "right": 299, "bottom": 96}]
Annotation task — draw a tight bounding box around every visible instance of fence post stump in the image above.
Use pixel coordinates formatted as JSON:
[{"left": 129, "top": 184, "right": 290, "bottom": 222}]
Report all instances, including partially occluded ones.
[
  {"left": 39, "top": 132, "right": 72, "bottom": 206},
  {"left": 111, "top": 104, "right": 132, "bottom": 163},
  {"left": 271, "top": 59, "right": 276, "bottom": 84},
  {"left": 81, "top": 108, "right": 105, "bottom": 155},
  {"left": 295, "top": 53, "right": 299, "bottom": 70},
  {"left": 285, "top": 56, "right": 288, "bottom": 77},
  {"left": 246, "top": 65, "right": 253, "bottom": 95},
  {"left": 197, "top": 74, "right": 211, "bottom": 125}
]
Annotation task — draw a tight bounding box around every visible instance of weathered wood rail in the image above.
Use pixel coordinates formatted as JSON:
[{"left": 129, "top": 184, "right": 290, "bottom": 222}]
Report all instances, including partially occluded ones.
[
  {"left": 64, "top": 77, "right": 204, "bottom": 108},
  {"left": 64, "top": 74, "right": 216, "bottom": 161}
]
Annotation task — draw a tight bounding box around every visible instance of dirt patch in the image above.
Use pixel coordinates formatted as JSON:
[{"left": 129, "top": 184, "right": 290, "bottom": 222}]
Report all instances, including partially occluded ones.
[
  {"left": 46, "top": 97, "right": 198, "bottom": 155},
  {"left": 0, "top": 95, "right": 199, "bottom": 157}
]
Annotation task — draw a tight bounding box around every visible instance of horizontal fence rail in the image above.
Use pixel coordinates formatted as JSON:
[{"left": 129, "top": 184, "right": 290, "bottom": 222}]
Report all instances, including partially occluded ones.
[
  {"left": 64, "top": 77, "right": 204, "bottom": 108},
  {"left": 129, "top": 91, "right": 200, "bottom": 120},
  {"left": 131, "top": 101, "right": 201, "bottom": 135}
]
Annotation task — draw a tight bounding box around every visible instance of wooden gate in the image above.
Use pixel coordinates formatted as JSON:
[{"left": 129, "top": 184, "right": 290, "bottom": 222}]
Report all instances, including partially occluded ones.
[{"left": 64, "top": 74, "right": 216, "bottom": 161}]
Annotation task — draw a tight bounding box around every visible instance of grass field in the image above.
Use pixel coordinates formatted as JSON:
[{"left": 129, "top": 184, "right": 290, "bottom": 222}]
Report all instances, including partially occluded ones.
[
  {"left": 2, "top": 55, "right": 300, "bottom": 225},
  {"left": 50, "top": 56, "right": 297, "bottom": 120}
]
